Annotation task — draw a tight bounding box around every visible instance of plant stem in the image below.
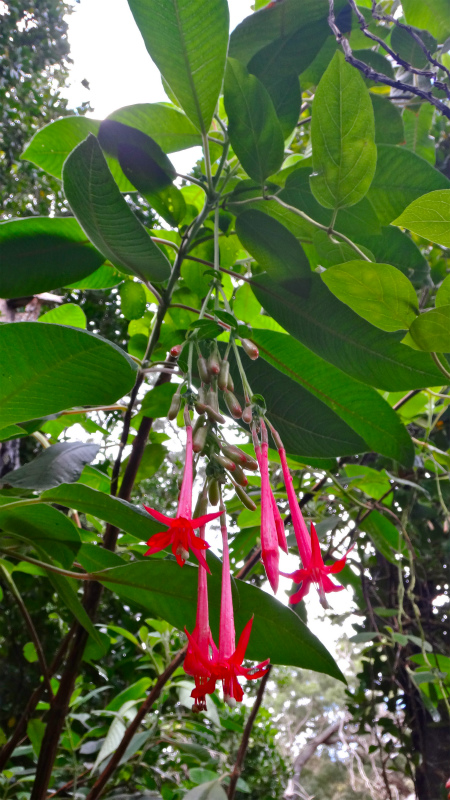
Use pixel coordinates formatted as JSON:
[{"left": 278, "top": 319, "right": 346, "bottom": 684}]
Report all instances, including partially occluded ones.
[
  {"left": 227, "top": 666, "right": 272, "bottom": 800},
  {"left": 84, "top": 648, "right": 186, "bottom": 800},
  {"left": 431, "top": 352, "right": 450, "bottom": 382}
]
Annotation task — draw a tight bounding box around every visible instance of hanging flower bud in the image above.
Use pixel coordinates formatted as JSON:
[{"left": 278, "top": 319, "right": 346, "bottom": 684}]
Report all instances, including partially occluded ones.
[
  {"left": 222, "top": 444, "right": 247, "bottom": 465},
  {"left": 193, "top": 422, "right": 208, "bottom": 453},
  {"left": 218, "top": 360, "right": 230, "bottom": 391},
  {"left": 206, "top": 386, "right": 219, "bottom": 412},
  {"left": 214, "top": 453, "right": 236, "bottom": 472},
  {"left": 195, "top": 385, "right": 207, "bottom": 415},
  {"left": 231, "top": 464, "right": 248, "bottom": 488},
  {"left": 242, "top": 406, "right": 253, "bottom": 424},
  {"left": 193, "top": 488, "right": 209, "bottom": 519},
  {"left": 233, "top": 482, "right": 257, "bottom": 511},
  {"left": 170, "top": 343, "right": 184, "bottom": 358},
  {"left": 205, "top": 406, "right": 226, "bottom": 424},
  {"left": 167, "top": 386, "right": 182, "bottom": 421},
  {"left": 241, "top": 338, "right": 259, "bottom": 360},
  {"left": 197, "top": 356, "right": 211, "bottom": 385},
  {"left": 208, "top": 478, "right": 220, "bottom": 506},
  {"left": 227, "top": 371, "right": 234, "bottom": 392},
  {"left": 208, "top": 350, "right": 221, "bottom": 376},
  {"left": 224, "top": 390, "right": 242, "bottom": 419}
]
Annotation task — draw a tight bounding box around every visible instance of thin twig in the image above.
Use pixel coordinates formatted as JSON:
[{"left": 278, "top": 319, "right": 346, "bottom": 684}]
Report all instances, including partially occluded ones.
[{"left": 227, "top": 666, "right": 272, "bottom": 800}]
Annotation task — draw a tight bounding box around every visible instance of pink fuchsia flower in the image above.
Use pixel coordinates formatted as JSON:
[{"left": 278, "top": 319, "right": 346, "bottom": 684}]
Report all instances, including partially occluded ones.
[
  {"left": 275, "top": 435, "right": 312, "bottom": 566},
  {"left": 144, "top": 424, "right": 221, "bottom": 569},
  {"left": 252, "top": 421, "right": 282, "bottom": 593},
  {"left": 184, "top": 525, "right": 218, "bottom": 712},
  {"left": 282, "top": 522, "right": 350, "bottom": 609},
  {"left": 186, "top": 512, "right": 269, "bottom": 706}
]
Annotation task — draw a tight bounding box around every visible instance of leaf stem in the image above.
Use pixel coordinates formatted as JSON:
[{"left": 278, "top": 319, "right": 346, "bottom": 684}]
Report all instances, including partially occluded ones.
[{"left": 431, "top": 352, "right": 450, "bottom": 382}]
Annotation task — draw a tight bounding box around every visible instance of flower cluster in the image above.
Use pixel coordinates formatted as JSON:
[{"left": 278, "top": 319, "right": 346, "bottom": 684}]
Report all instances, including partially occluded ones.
[{"left": 143, "top": 336, "right": 352, "bottom": 709}]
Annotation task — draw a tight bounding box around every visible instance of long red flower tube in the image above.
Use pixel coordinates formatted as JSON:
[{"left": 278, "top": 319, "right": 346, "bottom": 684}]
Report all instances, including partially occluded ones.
[
  {"left": 144, "top": 423, "right": 221, "bottom": 570},
  {"left": 252, "top": 422, "right": 281, "bottom": 593}
]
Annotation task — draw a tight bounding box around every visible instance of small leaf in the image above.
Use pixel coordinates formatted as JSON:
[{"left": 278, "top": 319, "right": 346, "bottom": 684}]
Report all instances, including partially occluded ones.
[
  {"left": 127, "top": 0, "right": 229, "bottom": 134},
  {"left": 5, "top": 442, "right": 99, "bottom": 491},
  {"left": 62, "top": 134, "right": 171, "bottom": 283},
  {"left": 224, "top": 59, "right": 285, "bottom": 184},
  {"left": 390, "top": 24, "right": 437, "bottom": 69},
  {"left": 39, "top": 304, "right": 87, "bottom": 329},
  {"left": 321, "top": 261, "right": 419, "bottom": 332},
  {"left": 393, "top": 189, "right": 450, "bottom": 248},
  {"left": 120, "top": 282, "right": 147, "bottom": 320},
  {"left": 0, "top": 217, "right": 105, "bottom": 299},
  {"left": 141, "top": 383, "right": 178, "bottom": 418},
  {"left": 182, "top": 779, "right": 227, "bottom": 800},
  {"left": 310, "top": 51, "right": 376, "bottom": 209},
  {"left": 409, "top": 305, "right": 450, "bottom": 352},
  {"left": 23, "top": 642, "right": 38, "bottom": 663}
]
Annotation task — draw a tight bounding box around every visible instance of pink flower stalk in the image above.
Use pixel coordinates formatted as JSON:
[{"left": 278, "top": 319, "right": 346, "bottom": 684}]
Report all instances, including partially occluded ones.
[
  {"left": 185, "top": 511, "right": 269, "bottom": 706},
  {"left": 252, "top": 422, "right": 280, "bottom": 593},
  {"left": 282, "top": 522, "right": 350, "bottom": 609},
  {"left": 144, "top": 424, "right": 222, "bottom": 570},
  {"left": 184, "top": 525, "right": 218, "bottom": 712}
]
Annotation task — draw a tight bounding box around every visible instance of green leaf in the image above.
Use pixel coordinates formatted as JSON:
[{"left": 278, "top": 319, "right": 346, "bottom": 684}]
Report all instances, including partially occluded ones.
[
  {"left": 39, "top": 304, "right": 87, "bottom": 329},
  {"left": 221, "top": 345, "right": 367, "bottom": 459},
  {"left": 235, "top": 210, "right": 311, "bottom": 289},
  {"left": 107, "top": 102, "right": 202, "bottom": 153},
  {"left": 402, "top": 0, "right": 450, "bottom": 40},
  {"left": 27, "top": 720, "right": 46, "bottom": 758},
  {"left": 98, "top": 120, "right": 176, "bottom": 194},
  {"left": 252, "top": 72, "right": 301, "bottom": 138},
  {"left": 0, "top": 322, "right": 138, "bottom": 428},
  {"left": 224, "top": 59, "right": 285, "bottom": 184},
  {"left": 321, "top": 261, "right": 419, "bottom": 332},
  {"left": 62, "top": 134, "right": 171, "bottom": 283},
  {"left": 357, "top": 226, "right": 429, "bottom": 286},
  {"left": 229, "top": 0, "right": 343, "bottom": 65},
  {"left": 41, "top": 483, "right": 161, "bottom": 541},
  {"left": 65, "top": 264, "right": 123, "bottom": 291},
  {"left": 345, "top": 465, "right": 391, "bottom": 501},
  {"left": 312, "top": 230, "right": 373, "bottom": 267},
  {"left": 371, "top": 95, "right": 405, "bottom": 146},
  {"left": 393, "top": 189, "right": 450, "bottom": 247},
  {"left": 363, "top": 510, "right": 407, "bottom": 564},
  {"left": 121, "top": 443, "right": 167, "bottom": 484},
  {"left": 5, "top": 442, "right": 99, "bottom": 491},
  {"left": 310, "top": 51, "right": 376, "bottom": 210},
  {"left": 23, "top": 642, "right": 38, "bottom": 663},
  {"left": 367, "top": 145, "right": 450, "bottom": 226},
  {"left": 403, "top": 105, "right": 435, "bottom": 164},
  {"left": 21, "top": 116, "right": 100, "bottom": 180},
  {"left": 183, "top": 780, "right": 227, "bottom": 800},
  {"left": 0, "top": 503, "right": 80, "bottom": 569},
  {"left": 390, "top": 25, "right": 437, "bottom": 68},
  {"left": 436, "top": 274, "right": 450, "bottom": 307},
  {"left": 251, "top": 329, "right": 414, "bottom": 466},
  {"left": 251, "top": 273, "right": 442, "bottom": 390},
  {"left": 409, "top": 305, "right": 450, "bottom": 352},
  {"left": 127, "top": 0, "right": 229, "bottom": 134},
  {"left": 141, "top": 383, "right": 178, "bottom": 418},
  {"left": 0, "top": 217, "right": 105, "bottom": 299},
  {"left": 81, "top": 556, "right": 345, "bottom": 680},
  {"left": 120, "top": 281, "right": 147, "bottom": 320}
]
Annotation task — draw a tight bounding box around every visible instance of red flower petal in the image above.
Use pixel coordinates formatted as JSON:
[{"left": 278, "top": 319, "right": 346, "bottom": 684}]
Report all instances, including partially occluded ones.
[{"left": 143, "top": 507, "right": 173, "bottom": 526}]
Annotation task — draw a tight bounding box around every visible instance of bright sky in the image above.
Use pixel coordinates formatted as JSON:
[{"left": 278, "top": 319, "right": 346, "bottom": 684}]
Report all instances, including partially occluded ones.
[{"left": 63, "top": 0, "right": 359, "bottom": 659}]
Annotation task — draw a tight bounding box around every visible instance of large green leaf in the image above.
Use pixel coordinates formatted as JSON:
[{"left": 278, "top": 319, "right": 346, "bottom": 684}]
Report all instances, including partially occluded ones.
[
  {"left": 224, "top": 59, "right": 285, "bottom": 184},
  {"left": 280, "top": 168, "right": 381, "bottom": 238},
  {"left": 39, "top": 304, "right": 87, "bottom": 329},
  {"left": 357, "top": 227, "right": 429, "bottom": 286},
  {"left": 363, "top": 510, "right": 407, "bottom": 564},
  {"left": 390, "top": 24, "right": 437, "bottom": 68},
  {"left": 5, "top": 443, "right": 99, "bottom": 491},
  {"left": 0, "top": 503, "right": 80, "bottom": 569},
  {"left": 0, "top": 323, "right": 137, "bottom": 427},
  {"left": 366, "top": 145, "right": 450, "bottom": 225},
  {"left": 393, "top": 190, "right": 450, "bottom": 247},
  {"left": 42, "top": 483, "right": 161, "bottom": 540},
  {"left": 321, "top": 261, "right": 419, "bottom": 332},
  {"left": 403, "top": 105, "right": 435, "bottom": 165},
  {"left": 251, "top": 273, "right": 442, "bottom": 390},
  {"left": 46, "top": 571, "right": 103, "bottom": 645},
  {"left": 0, "top": 217, "right": 105, "bottom": 299},
  {"left": 78, "top": 555, "right": 344, "bottom": 680},
  {"left": 63, "top": 135, "right": 171, "bottom": 283},
  {"left": 98, "top": 120, "right": 176, "bottom": 194},
  {"left": 247, "top": 17, "right": 330, "bottom": 81},
  {"left": 222, "top": 346, "right": 367, "bottom": 458},
  {"left": 235, "top": 210, "right": 311, "bottom": 288},
  {"left": 127, "top": 0, "right": 229, "bottom": 134},
  {"left": 22, "top": 106, "right": 201, "bottom": 189},
  {"left": 251, "top": 329, "right": 414, "bottom": 466},
  {"left": 402, "top": 0, "right": 450, "bottom": 40},
  {"left": 251, "top": 72, "right": 301, "bottom": 139},
  {"left": 310, "top": 51, "right": 376, "bottom": 209},
  {"left": 229, "top": 0, "right": 344, "bottom": 65},
  {"left": 409, "top": 305, "right": 450, "bottom": 352},
  {"left": 371, "top": 95, "right": 404, "bottom": 145}
]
